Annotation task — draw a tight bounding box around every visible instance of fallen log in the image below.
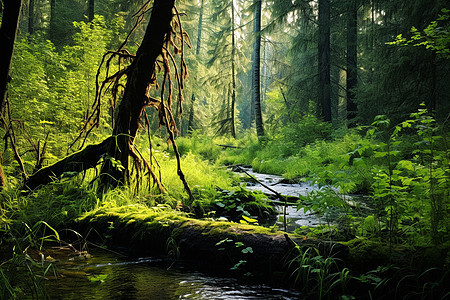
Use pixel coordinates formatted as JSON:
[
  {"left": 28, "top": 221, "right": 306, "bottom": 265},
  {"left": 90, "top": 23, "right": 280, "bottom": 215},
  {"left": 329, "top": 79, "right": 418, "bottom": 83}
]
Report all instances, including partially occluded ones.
[
  {"left": 23, "top": 137, "right": 112, "bottom": 191},
  {"left": 75, "top": 206, "right": 349, "bottom": 281}
]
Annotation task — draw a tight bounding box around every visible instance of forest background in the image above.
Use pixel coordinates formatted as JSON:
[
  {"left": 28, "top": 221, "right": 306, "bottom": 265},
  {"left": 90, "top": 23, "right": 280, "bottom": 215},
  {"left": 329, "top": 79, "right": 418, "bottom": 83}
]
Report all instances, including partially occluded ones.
[{"left": 0, "top": 0, "right": 449, "bottom": 298}]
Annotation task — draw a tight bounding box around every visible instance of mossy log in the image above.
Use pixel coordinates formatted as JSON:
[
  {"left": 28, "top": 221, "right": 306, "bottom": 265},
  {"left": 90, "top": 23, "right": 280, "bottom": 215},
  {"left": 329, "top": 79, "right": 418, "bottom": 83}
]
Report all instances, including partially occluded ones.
[
  {"left": 75, "top": 207, "right": 349, "bottom": 280},
  {"left": 23, "top": 137, "right": 112, "bottom": 190}
]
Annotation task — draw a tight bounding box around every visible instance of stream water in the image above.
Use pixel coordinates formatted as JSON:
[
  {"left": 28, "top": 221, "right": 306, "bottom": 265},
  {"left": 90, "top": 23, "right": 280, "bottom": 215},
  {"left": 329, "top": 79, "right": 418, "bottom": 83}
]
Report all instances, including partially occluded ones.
[
  {"left": 41, "top": 248, "right": 301, "bottom": 300},
  {"left": 238, "top": 167, "right": 369, "bottom": 232},
  {"left": 238, "top": 167, "right": 322, "bottom": 230}
]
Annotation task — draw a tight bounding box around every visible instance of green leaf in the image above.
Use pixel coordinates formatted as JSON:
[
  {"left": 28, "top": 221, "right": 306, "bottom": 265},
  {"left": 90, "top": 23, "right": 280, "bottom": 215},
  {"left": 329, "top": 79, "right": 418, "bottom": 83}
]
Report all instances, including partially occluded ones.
[
  {"left": 241, "top": 247, "right": 253, "bottom": 254},
  {"left": 39, "top": 120, "right": 55, "bottom": 125},
  {"left": 216, "top": 238, "right": 233, "bottom": 246},
  {"left": 235, "top": 242, "right": 244, "bottom": 248},
  {"left": 242, "top": 215, "right": 258, "bottom": 224},
  {"left": 88, "top": 274, "right": 108, "bottom": 283},
  {"left": 374, "top": 151, "right": 388, "bottom": 158}
]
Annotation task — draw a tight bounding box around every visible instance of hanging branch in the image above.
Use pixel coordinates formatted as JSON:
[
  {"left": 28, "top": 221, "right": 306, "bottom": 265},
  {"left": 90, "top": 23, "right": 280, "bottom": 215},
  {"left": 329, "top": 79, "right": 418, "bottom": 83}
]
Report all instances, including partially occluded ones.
[
  {"left": 26, "top": 1, "right": 194, "bottom": 198},
  {"left": 1, "top": 100, "right": 28, "bottom": 180},
  {"left": 157, "top": 9, "right": 194, "bottom": 203}
]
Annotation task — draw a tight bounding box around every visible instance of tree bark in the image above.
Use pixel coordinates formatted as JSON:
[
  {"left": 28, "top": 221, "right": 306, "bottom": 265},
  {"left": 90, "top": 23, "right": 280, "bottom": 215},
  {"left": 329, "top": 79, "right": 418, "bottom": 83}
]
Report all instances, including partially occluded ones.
[
  {"left": 230, "top": 0, "right": 237, "bottom": 138},
  {"left": 318, "top": 0, "right": 331, "bottom": 122},
  {"left": 88, "top": 0, "right": 94, "bottom": 21},
  {"left": 187, "top": 0, "right": 205, "bottom": 134},
  {"left": 0, "top": 0, "right": 22, "bottom": 110},
  {"left": 252, "top": 0, "right": 264, "bottom": 138},
  {"left": 24, "top": 137, "right": 112, "bottom": 190},
  {"left": 101, "top": 0, "right": 175, "bottom": 187},
  {"left": 49, "top": 0, "right": 56, "bottom": 40},
  {"left": 0, "top": 0, "right": 23, "bottom": 189},
  {"left": 77, "top": 212, "right": 349, "bottom": 280},
  {"left": 346, "top": 0, "right": 358, "bottom": 127},
  {"left": 28, "top": 0, "right": 35, "bottom": 34},
  {"left": 195, "top": 0, "right": 204, "bottom": 57}
]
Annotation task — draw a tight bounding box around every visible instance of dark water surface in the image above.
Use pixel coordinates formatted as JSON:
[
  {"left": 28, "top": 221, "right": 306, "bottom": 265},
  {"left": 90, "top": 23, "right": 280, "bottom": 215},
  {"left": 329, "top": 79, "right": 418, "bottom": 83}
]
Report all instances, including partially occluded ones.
[{"left": 44, "top": 248, "right": 301, "bottom": 300}]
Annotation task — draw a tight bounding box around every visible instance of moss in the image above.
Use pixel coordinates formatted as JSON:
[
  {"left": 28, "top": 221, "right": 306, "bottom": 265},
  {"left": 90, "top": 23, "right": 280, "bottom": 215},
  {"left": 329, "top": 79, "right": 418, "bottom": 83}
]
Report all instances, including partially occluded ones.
[
  {"left": 341, "top": 238, "right": 432, "bottom": 272},
  {"left": 341, "top": 238, "right": 392, "bottom": 270},
  {"left": 78, "top": 206, "right": 285, "bottom": 250}
]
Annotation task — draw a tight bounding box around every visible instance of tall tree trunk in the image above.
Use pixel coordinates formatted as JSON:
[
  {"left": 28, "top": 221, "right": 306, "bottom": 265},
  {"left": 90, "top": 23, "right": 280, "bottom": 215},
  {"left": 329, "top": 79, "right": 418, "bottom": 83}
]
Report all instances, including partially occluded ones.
[
  {"left": 0, "top": 0, "right": 23, "bottom": 188},
  {"left": 49, "top": 0, "right": 56, "bottom": 40},
  {"left": 346, "top": 0, "right": 358, "bottom": 127},
  {"left": 195, "top": 0, "right": 204, "bottom": 57},
  {"left": 230, "top": 0, "right": 236, "bottom": 138},
  {"left": 252, "top": 0, "right": 264, "bottom": 138},
  {"left": 28, "top": 0, "right": 35, "bottom": 34},
  {"left": 88, "top": 0, "right": 94, "bottom": 21},
  {"left": 318, "top": 0, "right": 331, "bottom": 122},
  {"left": 0, "top": 0, "right": 22, "bottom": 110},
  {"left": 101, "top": 0, "right": 175, "bottom": 186},
  {"left": 188, "top": 0, "right": 204, "bottom": 134}
]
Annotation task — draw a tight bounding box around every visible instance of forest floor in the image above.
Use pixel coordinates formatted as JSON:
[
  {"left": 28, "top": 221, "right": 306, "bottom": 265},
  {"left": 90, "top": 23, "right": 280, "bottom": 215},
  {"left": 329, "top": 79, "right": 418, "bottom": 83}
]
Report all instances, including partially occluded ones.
[{"left": 1, "top": 130, "right": 449, "bottom": 299}]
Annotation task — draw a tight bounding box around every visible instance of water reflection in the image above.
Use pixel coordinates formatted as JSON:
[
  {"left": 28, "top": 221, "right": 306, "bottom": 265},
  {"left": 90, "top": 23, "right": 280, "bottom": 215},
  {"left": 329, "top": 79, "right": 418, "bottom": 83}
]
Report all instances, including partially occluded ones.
[{"left": 44, "top": 249, "right": 301, "bottom": 300}]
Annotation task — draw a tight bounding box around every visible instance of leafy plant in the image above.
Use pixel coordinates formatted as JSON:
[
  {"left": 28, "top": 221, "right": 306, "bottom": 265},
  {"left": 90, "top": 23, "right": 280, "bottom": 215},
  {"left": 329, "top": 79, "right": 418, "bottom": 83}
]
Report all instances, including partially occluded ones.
[
  {"left": 287, "top": 243, "right": 351, "bottom": 299},
  {"left": 213, "top": 188, "right": 274, "bottom": 222},
  {"left": 216, "top": 238, "right": 254, "bottom": 272},
  {"left": 0, "top": 221, "right": 60, "bottom": 299}
]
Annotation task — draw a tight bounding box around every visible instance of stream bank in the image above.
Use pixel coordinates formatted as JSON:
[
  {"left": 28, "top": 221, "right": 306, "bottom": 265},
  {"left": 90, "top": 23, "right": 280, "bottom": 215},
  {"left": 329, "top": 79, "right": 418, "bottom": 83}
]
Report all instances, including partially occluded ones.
[{"left": 72, "top": 205, "right": 448, "bottom": 299}]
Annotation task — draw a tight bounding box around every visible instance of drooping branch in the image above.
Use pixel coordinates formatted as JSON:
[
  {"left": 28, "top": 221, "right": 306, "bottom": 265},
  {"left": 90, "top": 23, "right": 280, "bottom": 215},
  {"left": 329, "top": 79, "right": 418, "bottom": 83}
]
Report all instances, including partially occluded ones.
[{"left": 26, "top": 0, "right": 194, "bottom": 199}]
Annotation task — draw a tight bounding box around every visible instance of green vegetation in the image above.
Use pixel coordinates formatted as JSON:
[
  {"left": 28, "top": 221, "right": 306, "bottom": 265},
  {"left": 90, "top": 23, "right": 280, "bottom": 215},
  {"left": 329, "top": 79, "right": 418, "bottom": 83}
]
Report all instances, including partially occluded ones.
[{"left": 1, "top": 0, "right": 449, "bottom": 299}]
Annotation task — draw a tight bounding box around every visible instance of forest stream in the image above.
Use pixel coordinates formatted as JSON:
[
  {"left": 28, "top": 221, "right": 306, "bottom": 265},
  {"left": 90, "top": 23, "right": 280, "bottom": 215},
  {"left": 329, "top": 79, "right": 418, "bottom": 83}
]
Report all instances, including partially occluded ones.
[
  {"left": 6, "top": 169, "right": 340, "bottom": 299},
  {"left": 237, "top": 167, "right": 369, "bottom": 232},
  {"left": 38, "top": 247, "right": 302, "bottom": 300},
  {"left": 238, "top": 167, "right": 321, "bottom": 230}
]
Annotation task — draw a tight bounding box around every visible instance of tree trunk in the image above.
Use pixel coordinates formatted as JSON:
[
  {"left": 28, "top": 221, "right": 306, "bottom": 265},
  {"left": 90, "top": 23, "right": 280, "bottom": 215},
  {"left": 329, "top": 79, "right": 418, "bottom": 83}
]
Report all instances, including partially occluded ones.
[
  {"left": 49, "top": 0, "right": 56, "bottom": 40},
  {"left": 318, "top": 0, "right": 331, "bottom": 122},
  {"left": 230, "top": 0, "right": 236, "bottom": 138},
  {"left": 28, "top": 0, "right": 35, "bottom": 34},
  {"left": 195, "top": 0, "right": 204, "bottom": 57},
  {"left": 187, "top": 94, "right": 195, "bottom": 134},
  {"left": 346, "top": 0, "right": 358, "bottom": 127},
  {"left": 88, "top": 0, "right": 94, "bottom": 21},
  {"left": 0, "top": 0, "right": 22, "bottom": 111},
  {"left": 252, "top": 0, "right": 264, "bottom": 138},
  {"left": 101, "top": 0, "right": 175, "bottom": 187},
  {"left": 187, "top": 0, "right": 205, "bottom": 134},
  {"left": 0, "top": 0, "right": 23, "bottom": 189}
]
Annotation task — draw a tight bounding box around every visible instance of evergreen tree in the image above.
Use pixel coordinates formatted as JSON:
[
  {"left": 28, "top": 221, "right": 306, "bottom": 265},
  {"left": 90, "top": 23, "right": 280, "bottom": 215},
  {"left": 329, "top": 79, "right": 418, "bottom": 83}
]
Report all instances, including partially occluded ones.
[
  {"left": 318, "top": 0, "right": 331, "bottom": 122},
  {"left": 207, "top": 0, "right": 247, "bottom": 137},
  {"left": 346, "top": 0, "right": 358, "bottom": 126},
  {"left": 251, "top": 0, "right": 264, "bottom": 137}
]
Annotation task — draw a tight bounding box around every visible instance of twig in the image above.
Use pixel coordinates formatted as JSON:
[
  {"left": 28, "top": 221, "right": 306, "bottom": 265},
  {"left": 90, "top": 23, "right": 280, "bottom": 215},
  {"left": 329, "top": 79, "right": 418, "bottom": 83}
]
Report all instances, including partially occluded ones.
[
  {"left": 216, "top": 144, "right": 243, "bottom": 149},
  {"left": 237, "top": 166, "right": 288, "bottom": 231}
]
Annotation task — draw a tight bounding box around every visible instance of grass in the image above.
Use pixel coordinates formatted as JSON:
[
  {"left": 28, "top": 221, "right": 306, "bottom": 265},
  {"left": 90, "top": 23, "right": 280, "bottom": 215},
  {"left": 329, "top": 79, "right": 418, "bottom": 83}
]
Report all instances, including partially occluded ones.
[{"left": 0, "top": 114, "right": 448, "bottom": 299}]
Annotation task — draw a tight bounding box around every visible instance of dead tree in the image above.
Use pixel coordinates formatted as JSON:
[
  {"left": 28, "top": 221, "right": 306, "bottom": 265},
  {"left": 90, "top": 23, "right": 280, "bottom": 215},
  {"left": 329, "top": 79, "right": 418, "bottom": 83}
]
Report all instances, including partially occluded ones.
[{"left": 24, "top": 0, "right": 194, "bottom": 202}]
